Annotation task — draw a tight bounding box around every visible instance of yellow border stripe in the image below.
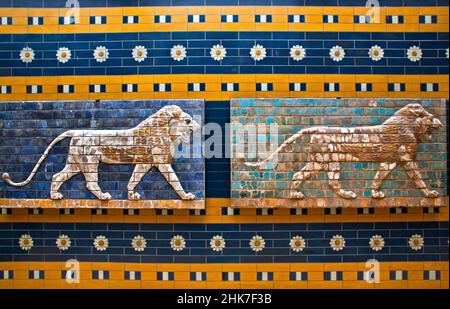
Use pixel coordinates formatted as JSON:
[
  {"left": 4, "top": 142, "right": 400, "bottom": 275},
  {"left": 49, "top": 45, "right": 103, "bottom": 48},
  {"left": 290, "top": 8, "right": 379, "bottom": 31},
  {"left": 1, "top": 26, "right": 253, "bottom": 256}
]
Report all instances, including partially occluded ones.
[
  {"left": 0, "top": 74, "right": 448, "bottom": 101},
  {"left": 0, "top": 261, "right": 447, "bottom": 289},
  {"left": 0, "top": 6, "right": 448, "bottom": 33},
  {"left": 0, "top": 198, "right": 448, "bottom": 223}
]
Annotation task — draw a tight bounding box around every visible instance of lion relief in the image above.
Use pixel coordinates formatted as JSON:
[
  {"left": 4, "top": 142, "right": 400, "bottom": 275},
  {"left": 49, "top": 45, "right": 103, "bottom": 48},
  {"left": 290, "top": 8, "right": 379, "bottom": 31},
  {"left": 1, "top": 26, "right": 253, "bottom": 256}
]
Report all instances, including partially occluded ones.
[
  {"left": 2, "top": 105, "right": 201, "bottom": 201},
  {"left": 245, "top": 103, "right": 443, "bottom": 200}
]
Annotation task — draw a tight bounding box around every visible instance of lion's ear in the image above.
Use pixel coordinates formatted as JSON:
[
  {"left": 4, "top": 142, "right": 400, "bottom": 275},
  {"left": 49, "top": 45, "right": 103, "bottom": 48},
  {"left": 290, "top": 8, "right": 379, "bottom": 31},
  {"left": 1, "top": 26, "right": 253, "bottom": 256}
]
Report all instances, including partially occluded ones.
[{"left": 168, "top": 105, "right": 182, "bottom": 119}]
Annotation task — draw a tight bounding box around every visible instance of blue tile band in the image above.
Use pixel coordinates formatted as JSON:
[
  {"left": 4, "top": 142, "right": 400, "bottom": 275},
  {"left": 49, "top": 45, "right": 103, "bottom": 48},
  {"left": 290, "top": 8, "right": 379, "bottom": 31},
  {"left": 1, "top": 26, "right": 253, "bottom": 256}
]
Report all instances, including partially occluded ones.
[
  {"left": 0, "top": 32, "right": 448, "bottom": 76},
  {"left": 0, "top": 221, "right": 447, "bottom": 263}
]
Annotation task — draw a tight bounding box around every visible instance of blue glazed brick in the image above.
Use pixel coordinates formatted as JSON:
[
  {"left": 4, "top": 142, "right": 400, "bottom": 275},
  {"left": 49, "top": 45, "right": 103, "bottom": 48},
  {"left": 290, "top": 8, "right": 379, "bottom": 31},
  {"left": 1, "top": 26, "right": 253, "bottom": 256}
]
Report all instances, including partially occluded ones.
[
  {"left": 308, "top": 223, "right": 342, "bottom": 231},
  {"left": 43, "top": 223, "right": 75, "bottom": 230},
  {"left": 0, "top": 100, "right": 205, "bottom": 201},
  {"left": 241, "top": 256, "right": 274, "bottom": 263},
  {"left": 0, "top": 223, "right": 13, "bottom": 230},
  {"left": 307, "top": 255, "right": 342, "bottom": 263},
  {"left": 208, "top": 256, "right": 240, "bottom": 263},
  {"left": 111, "top": 255, "right": 141, "bottom": 263},
  {"left": 375, "top": 222, "right": 408, "bottom": 230},
  {"left": 174, "top": 256, "right": 206, "bottom": 263},
  {"left": 108, "top": 223, "right": 139, "bottom": 231},
  {"left": 0, "top": 32, "right": 447, "bottom": 77},
  {"left": 12, "top": 223, "right": 43, "bottom": 230},
  {"left": 172, "top": 0, "right": 204, "bottom": 5},
  {"left": 408, "top": 222, "right": 439, "bottom": 229},
  {"left": 75, "top": 223, "right": 108, "bottom": 230},
  {"left": 343, "top": 223, "right": 374, "bottom": 230}
]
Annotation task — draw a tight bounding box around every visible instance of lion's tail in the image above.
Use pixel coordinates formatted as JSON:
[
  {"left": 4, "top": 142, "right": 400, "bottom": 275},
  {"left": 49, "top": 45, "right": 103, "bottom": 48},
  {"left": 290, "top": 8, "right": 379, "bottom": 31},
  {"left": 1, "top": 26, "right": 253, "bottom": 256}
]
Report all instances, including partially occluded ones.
[
  {"left": 244, "top": 128, "right": 312, "bottom": 170},
  {"left": 2, "top": 130, "right": 76, "bottom": 187}
]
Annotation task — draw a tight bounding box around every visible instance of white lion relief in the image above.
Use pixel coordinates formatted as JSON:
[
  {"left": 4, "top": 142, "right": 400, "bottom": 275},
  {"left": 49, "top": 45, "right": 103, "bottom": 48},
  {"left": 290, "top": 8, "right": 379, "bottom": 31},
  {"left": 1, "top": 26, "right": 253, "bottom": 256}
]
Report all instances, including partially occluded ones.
[{"left": 2, "top": 105, "right": 201, "bottom": 201}]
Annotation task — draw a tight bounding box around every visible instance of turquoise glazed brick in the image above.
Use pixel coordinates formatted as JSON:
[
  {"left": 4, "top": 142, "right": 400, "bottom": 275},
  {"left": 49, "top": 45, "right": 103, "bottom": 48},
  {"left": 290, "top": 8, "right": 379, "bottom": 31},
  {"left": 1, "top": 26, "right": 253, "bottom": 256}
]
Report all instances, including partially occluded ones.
[{"left": 231, "top": 98, "right": 447, "bottom": 201}]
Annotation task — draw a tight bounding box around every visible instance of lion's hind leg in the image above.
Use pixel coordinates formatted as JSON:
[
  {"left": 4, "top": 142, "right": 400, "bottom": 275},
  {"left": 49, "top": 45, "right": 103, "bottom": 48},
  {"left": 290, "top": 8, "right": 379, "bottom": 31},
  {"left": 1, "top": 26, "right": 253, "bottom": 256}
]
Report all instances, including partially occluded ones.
[
  {"left": 80, "top": 158, "right": 112, "bottom": 200},
  {"left": 289, "top": 162, "right": 322, "bottom": 199},
  {"left": 50, "top": 157, "right": 80, "bottom": 200},
  {"left": 371, "top": 162, "right": 397, "bottom": 199},
  {"left": 327, "top": 162, "right": 357, "bottom": 199},
  {"left": 127, "top": 164, "right": 153, "bottom": 200}
]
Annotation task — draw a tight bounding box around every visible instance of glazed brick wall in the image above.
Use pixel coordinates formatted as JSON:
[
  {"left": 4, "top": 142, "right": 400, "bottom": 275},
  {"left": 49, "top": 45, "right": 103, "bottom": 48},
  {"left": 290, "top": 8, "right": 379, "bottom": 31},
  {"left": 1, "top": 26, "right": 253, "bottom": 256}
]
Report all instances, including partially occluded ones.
[
  {"left": 231, "top": 98, "right": 447, "bottom": 200},
  {"left": 0, "top": 0, "right": 448, "bottom": 289},
  {"left": 0, "top": 100, "right": 205, "bottom": 200}
]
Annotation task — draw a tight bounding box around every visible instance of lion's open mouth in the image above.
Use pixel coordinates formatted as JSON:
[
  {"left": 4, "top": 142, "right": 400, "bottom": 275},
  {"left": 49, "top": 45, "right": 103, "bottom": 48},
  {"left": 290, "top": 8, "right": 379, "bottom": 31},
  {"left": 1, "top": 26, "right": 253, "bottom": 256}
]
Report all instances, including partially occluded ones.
[{"left": 425, "top": 127, "right": 435, "bottom": 141}]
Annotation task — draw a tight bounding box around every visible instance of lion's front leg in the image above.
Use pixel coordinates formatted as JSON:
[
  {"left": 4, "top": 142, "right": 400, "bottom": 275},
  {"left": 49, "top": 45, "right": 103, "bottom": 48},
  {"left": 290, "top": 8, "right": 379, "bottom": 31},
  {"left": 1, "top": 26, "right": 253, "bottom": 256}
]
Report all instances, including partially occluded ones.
[
  {"left": 371, "top": 162, "right": 397, "bottom": 199},
  {"left": 127, "top": 164, "right": 153, "bottom": 200},
  {"left": 327, "top": 162, "right": 357, "bottom": 199},
  {"left": 158, "top": 164, "right": 196, "bottom": 200},
  {"left": 401, "top": 161, "right": 440, "bottom": 198}
]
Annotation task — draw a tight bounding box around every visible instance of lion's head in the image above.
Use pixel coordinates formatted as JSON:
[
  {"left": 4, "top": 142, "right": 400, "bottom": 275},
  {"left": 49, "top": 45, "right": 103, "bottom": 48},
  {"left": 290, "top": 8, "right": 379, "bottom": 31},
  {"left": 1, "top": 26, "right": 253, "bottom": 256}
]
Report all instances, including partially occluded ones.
[
  {"left": 392, "top": 103, "right": 443, "bottom": 141},
  {"left": 158, "top": 105, "right": 200, "bottom": 144}
]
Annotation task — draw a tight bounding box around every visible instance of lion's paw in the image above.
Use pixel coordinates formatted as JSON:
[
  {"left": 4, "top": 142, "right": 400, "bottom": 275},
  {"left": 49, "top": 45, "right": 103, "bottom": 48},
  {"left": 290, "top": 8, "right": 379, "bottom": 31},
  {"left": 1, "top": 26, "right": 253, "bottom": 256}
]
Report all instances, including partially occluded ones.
[
  {"left": 182, "top": 193, "right": 196, "bottom": 200},
  {"left": 128, "top": 192, "right": 142, "bottom": 200},
  {"left": 100, "top": 192, "right": 112, "bottom": 200},
  {"left": 342, "top": 191, "right": 357, "bottom": 199},
  {"left": 290, "top": 191, "right": 305, "bottom": 199},
  {"left": 51, "top": 192, "right": 64, "bottom": 200},
  {"left": 426, "top": 190, "right": 440, "bottom": 198},
  {"left": 371, "top": 190, "right": 385, "bottom": 199}
]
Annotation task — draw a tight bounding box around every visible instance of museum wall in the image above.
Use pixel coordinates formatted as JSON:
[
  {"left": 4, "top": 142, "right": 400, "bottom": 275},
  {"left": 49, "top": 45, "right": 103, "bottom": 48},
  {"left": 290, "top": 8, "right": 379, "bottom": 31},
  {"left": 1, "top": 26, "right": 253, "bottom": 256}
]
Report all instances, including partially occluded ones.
[{"left": 0, "top": 0, "right": 448, "bottom": 289}]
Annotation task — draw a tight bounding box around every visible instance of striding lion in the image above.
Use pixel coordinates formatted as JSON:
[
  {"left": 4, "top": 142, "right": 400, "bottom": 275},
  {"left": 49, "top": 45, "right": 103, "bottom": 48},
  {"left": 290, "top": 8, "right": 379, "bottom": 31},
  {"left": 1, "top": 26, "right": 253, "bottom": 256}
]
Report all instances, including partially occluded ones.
[
  {"left": 2, "top": 105, "right": 200, "bottom": 201},
  {"left": 245, "top": 103, "right": 443, "bottom": 200}
]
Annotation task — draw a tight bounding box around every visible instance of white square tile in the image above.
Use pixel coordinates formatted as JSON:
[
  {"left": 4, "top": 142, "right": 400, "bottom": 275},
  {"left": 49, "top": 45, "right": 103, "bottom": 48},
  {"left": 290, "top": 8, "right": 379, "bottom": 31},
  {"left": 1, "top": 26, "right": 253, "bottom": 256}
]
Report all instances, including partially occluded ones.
[{"left": 330, "top": 271, "right": 337, "bottom": 281}]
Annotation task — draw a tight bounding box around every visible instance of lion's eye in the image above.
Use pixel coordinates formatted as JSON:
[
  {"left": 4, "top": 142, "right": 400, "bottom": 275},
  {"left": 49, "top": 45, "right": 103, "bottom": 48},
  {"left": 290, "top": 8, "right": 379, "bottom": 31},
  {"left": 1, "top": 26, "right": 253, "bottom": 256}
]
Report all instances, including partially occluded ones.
[{"left": 185, "top": 119, "right": 192, "bottom": 124}]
